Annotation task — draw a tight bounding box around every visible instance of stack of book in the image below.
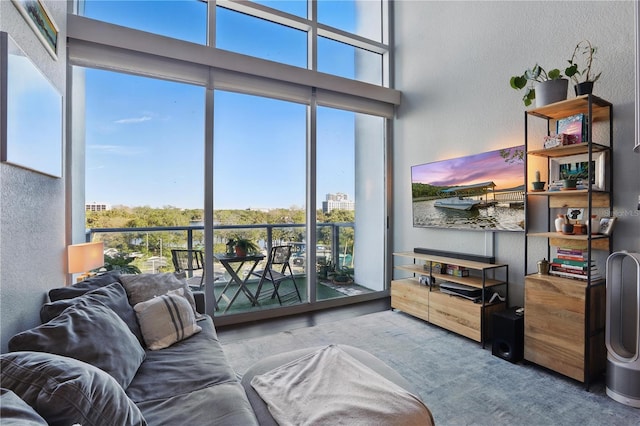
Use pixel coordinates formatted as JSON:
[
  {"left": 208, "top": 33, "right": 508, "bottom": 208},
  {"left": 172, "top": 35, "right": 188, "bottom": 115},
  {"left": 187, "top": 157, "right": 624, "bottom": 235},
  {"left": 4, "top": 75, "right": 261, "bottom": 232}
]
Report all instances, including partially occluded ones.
[
  {"left": 423, "top": 262, "right": 443, "bottom": 274},
  {"left": 547, "top": 179, "right": 589, "bottom": 191},
  {"left": 446, "top": 265, "right": 469, "bottom": 277},
  {"left": 556, "top": 113, "right": 588, "bottom": 145},
  {"left": 549, "top": 248, "right": 603, "bottom": 281}
]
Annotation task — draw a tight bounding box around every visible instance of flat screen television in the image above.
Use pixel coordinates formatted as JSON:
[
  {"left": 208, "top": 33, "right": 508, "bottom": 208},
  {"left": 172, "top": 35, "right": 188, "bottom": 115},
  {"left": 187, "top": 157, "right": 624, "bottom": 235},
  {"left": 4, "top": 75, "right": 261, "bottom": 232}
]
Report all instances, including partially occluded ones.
[{"left": 411, "top": 145, "right": 525, "bottom": 232}]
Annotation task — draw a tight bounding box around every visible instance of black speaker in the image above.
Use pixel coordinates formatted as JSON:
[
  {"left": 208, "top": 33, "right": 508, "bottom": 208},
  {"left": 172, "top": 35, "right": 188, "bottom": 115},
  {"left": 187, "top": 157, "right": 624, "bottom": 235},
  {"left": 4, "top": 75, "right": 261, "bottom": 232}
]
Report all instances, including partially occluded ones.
[{"left": 492, "top": 308, "right": 524, "bottom": 363}]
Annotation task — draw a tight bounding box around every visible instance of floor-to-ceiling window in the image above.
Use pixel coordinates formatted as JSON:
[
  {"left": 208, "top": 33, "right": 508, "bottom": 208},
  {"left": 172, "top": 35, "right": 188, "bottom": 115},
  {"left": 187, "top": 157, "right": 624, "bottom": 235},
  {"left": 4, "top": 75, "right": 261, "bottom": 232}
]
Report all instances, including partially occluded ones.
[
  {"left": 73, "top": 0, "right": 396, "bottom": 322},
  {"left": 212, "top": 90, "right": 307, "bottom": 312},
  {"left": 84, "top": 69, "right": 205, "bottom": 273},
  {"left": 316, "top": 107, "right": 386, "bottom": 300}
]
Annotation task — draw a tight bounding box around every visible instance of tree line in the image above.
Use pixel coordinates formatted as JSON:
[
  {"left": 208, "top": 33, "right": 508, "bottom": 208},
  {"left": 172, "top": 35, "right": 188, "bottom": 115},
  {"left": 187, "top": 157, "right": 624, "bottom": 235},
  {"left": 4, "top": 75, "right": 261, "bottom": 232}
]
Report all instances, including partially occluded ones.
[{"left": 87, "top": 206, "right": 355, "bottom": 271}]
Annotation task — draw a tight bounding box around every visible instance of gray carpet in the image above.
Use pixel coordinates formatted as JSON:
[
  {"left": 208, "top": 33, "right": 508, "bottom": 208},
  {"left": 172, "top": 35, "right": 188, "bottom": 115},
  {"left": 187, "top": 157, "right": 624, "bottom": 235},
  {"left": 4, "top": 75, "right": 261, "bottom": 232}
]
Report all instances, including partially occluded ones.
[{"left": 220, "top": 310, "right": 640, "bottom": 425}]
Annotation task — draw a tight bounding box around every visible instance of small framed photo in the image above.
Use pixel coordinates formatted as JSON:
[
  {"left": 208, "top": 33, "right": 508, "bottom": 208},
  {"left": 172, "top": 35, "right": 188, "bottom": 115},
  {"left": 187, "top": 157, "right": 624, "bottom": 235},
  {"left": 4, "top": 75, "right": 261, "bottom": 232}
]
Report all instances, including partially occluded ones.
[
  {"left": 549, "top": 151, "right": 606, "bottom": 191},
  {"left": 599, "top": 217, "right": 617, "bottom": 236},
  {"left": 567, "top": 208, "right": 584, "bottom": 221}
]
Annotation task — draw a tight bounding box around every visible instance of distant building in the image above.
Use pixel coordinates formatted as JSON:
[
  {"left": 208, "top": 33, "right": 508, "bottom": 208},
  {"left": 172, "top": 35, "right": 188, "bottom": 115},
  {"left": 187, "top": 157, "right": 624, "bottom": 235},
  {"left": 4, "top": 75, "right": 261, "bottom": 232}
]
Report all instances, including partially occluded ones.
[
  {"left": 86, "top": 202, "right": 111, "bottom": 212},
  {"left": 322, "top": 193, "right": 354, "bottom": 213}
]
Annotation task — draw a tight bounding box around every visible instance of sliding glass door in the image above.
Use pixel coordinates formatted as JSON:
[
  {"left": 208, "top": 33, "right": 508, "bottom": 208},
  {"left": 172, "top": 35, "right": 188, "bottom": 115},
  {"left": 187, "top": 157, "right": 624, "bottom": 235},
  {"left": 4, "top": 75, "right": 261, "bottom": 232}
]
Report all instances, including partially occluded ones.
[
  {"left": 212, "top": 90, "right": 307, "bottom": 312},
  {"left": 316, "top": 106, "right": 386, "bottom": 300}
]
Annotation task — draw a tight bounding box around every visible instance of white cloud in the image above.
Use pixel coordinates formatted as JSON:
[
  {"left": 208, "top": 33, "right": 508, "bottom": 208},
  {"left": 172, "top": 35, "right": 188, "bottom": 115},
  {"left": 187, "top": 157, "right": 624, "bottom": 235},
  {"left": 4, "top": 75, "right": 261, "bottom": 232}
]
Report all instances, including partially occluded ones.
[
  {"left": 114, "top": 116, "right": 152, "bottom": 124},
  {"left": 90, "top": 144, "right": 146, "bottom": 156}
]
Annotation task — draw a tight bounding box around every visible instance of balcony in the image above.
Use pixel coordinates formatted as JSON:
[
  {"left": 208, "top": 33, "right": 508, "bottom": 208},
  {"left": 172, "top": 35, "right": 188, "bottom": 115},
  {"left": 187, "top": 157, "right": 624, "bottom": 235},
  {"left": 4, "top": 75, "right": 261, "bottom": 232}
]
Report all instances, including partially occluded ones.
[{"left": 87, "top": 222, "right": 377, "bottom": 316}]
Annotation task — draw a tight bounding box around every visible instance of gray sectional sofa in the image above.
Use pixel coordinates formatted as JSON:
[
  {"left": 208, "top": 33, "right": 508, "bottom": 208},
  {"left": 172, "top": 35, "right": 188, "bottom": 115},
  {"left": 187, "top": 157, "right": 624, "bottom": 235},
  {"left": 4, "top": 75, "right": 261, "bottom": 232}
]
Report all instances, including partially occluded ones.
[
  {"left": 1, "top": 271, "right": 258, "bottom": 425},
  {"left": 1, "top": 271, "right": 433, "bottom": 425}
]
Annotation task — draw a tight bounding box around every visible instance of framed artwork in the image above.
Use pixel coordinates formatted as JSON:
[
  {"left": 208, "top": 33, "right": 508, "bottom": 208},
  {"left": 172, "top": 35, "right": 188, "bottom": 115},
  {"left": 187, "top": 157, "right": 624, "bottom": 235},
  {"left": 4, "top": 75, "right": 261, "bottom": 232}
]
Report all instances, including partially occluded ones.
[
  {"left": 11, "top": 0, "right": 58, "bottom": 59},
  {"left": 599, "top": 217, "right": 617, "bottom": 236},
  {"left": 566, "top": 208, "right": 584, "bottom": 221},
  {"left": 0, "top": 32, "right": 63, "bottom": 178},
  {"left": 549, "top": 151, "right": 606, "bottom": 191}
]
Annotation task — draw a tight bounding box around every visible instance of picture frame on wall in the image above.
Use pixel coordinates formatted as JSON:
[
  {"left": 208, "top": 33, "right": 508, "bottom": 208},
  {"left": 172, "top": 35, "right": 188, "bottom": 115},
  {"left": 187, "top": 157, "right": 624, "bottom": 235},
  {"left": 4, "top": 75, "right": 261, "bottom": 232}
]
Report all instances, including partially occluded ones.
[
  {"left": 11, "top": 0, "right": 58, "bottom": 59},
  {"left": 549, "top": 151, "right": 606, "bottom": 191},
  {"left": 0, "top": 32, "right": 63, "bottom": 178},
  {"left": 599, "top": 217, "right": 617, "bottom": 236}
]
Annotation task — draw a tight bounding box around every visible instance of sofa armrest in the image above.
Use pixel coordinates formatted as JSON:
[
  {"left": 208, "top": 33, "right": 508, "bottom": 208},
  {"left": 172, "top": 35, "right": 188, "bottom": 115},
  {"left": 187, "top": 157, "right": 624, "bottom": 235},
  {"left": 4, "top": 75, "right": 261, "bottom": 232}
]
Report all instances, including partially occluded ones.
[{"left": 192, "top": 291, "right": 205, "bottom": 314}]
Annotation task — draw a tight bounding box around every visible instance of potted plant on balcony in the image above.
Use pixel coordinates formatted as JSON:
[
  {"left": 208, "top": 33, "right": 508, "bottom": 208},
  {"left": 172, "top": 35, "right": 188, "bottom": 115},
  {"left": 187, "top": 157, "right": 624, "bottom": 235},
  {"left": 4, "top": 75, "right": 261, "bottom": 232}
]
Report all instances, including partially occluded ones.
[
  {"left": 230, "top": 236, "right": 260, "bottom": 257},
  {"left": 564, "top": 40, "right": 601, "bottom": 96},
  {"left": 101, "top": 252, "right": 141, "bottom": 274},
  {"left": 510, "top": 64, "right": 567, "bottom": 107},
  {"left": 331, "top": 267, "right": 353, "bottom": 285}
]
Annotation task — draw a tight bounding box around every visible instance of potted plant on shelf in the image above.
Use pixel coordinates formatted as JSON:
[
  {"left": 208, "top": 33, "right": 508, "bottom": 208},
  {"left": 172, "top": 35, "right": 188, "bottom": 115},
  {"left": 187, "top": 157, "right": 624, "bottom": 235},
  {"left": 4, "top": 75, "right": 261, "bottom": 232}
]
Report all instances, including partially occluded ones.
[
  {"left": 531, "top": 170, "right": 545, "bottom": 191},
  {"left": 230, "top": 236, "right": 260, "bottom": 257},
  {"left": 564, "top": 40, "right": 601, "bottom": 96},
  {"left": 510, "top": 64, "right": 567, "bottom": 107}
]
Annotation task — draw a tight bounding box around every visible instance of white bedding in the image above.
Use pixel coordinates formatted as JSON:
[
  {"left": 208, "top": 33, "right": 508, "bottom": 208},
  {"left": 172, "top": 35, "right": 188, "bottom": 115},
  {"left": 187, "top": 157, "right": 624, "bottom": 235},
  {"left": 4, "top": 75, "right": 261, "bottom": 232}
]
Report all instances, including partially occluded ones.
[{"left": 250, "top": 344, "right": 434, "bottom": 426}]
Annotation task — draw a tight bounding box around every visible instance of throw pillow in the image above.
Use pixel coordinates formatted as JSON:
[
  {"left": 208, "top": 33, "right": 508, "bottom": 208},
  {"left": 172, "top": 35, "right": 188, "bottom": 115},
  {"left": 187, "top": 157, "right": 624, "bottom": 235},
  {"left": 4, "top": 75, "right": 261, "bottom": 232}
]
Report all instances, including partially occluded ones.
[
  {"left": 1, "top": 351, "right": 146, "bottom": 426},
  {"left": 0, "top": 388, "right": 48, "bottom": 425},
  {"left": 40, "top": 282, "right": 144, "bottom": 345},
  {"left": 8, "top": 301, "right": 145, "bottom": 389},
  {"left": 119, "top": 272, "right": 201, "bottom": 318},
  {"left": 48, "top": 270, "right": 121, "bottom": 302},
  {"left": 134, "top": 288, "right": 202, "bottom": 350}
]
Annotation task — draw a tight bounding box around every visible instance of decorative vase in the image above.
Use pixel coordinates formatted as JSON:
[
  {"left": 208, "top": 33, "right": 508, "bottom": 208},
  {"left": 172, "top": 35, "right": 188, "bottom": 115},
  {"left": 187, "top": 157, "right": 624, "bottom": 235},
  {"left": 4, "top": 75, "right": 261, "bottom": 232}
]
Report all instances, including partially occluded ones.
[
  {"left": 536, "top": 79, "right": 568, "bottom": 107},
  {"left": 563, "top": 178, "right": 577, "bottom": 189},
  {"left": 235, "top": 246, "right": 247, "bottom": 257},
  {"left": 574, "top": 81, "right": 594, "bottom": 96},
  {"left": 588, "top": 215, "right": 601, "bottom": 234},
  {"left": 537, "top": 258, "right": 549, "bottom": 275},
  {"left": 562, "top": 223, "right": 575, "bottom": 235},
  {"left": 555, "top": 214, "right": 565, "bottom": 233},
  {"left": 532, "top": 181, "right": 545, "bottom": 191}
]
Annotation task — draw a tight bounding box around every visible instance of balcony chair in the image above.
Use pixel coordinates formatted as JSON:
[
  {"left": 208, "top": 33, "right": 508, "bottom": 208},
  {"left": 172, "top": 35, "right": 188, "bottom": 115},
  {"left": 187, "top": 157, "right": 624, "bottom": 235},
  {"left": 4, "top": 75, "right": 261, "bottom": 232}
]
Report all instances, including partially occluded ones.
[
  {"left": 251, "top": 245, "right": 302, "bottom": 305},
  {"left": 171, "top": 249, "right": 206, "bottom": 291}
]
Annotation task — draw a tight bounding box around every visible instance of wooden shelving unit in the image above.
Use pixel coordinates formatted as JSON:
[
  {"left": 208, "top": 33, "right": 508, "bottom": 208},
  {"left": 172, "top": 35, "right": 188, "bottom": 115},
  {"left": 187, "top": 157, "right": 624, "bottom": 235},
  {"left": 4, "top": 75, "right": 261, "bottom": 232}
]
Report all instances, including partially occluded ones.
[
  {"left": 391, "top": 252, "right": 508, "bottom": 345},
  {"left": 523, "top": 95, "right": 613, "bottom": 388}
]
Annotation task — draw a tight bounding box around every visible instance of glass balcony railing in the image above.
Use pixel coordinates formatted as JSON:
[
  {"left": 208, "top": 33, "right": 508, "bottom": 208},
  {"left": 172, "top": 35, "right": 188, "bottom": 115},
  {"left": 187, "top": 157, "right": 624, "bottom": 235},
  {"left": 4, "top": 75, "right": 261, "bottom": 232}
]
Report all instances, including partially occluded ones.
[{"left": 86, "top": 222, "right": 370, "bottom": 315}]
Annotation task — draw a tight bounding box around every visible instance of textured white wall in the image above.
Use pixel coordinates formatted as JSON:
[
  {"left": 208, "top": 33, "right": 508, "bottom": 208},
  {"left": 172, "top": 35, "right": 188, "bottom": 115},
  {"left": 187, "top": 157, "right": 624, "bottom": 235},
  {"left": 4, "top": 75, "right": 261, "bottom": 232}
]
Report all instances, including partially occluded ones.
[
  {"left": 0, "top": 0, "right": 67, "bottom": 352},
  {"left": 393, "top": 1, "right": 639, "bottom": 306}
]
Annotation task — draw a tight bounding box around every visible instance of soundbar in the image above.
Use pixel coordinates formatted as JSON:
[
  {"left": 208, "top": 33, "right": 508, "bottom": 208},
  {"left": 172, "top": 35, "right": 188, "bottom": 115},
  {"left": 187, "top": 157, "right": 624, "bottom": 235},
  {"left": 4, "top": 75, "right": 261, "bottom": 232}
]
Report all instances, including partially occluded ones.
[{"left": 413, "top": 248, "right": 495, "bottom": 264}]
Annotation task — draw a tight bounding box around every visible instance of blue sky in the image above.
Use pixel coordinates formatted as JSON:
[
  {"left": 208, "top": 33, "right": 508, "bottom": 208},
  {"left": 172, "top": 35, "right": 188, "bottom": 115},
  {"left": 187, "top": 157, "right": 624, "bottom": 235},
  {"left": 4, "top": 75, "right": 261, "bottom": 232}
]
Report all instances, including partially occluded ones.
[{"left": 83, "top": 0, "right": 363, "bottom": 209}]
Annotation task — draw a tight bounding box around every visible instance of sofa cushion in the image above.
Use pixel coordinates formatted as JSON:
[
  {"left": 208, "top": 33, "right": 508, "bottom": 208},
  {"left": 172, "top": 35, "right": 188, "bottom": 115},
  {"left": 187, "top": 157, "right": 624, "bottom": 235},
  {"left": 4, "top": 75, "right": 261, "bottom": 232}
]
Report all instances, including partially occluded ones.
[
  {"left": 48, "top": 271, "right": 121, "bottom": 301},
  {"left": 0, "top": 388, "right": 48, "bottom": 425},
  {"left": 1, "top": 352, "right": 146, "bottom": 426},
  {"left": 136, "top": 382, "right": 258, "bottom": 426},
  {"left": 119, "top": 273, "right": 201, "bottom": 318},
  {"left": 40, "top": 282, "right": 144, "bottom": 345},
  {"left": 134, "top": 288, "right": 202, "bottom": 350},
  {"left": 8, "top": 301, "right": 145, "bottom": 389},
  {"left": 126, "top": 316, "right": 237, "bottom": 403}
]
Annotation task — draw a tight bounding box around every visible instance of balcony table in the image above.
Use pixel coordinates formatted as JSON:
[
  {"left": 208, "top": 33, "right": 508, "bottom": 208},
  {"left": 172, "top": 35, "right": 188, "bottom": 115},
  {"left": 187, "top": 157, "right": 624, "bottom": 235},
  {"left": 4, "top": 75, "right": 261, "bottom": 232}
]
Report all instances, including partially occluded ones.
[{"left": 214, "top": 252, "right": 265, "bottom": 313}]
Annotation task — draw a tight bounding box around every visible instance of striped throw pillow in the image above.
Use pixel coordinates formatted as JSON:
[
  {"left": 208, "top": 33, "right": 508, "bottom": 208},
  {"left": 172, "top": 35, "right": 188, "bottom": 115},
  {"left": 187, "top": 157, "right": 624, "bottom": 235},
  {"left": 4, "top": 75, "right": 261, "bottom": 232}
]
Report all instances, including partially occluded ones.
[{"left": 134, "top": 288, "right": 202, "bottom": 350}]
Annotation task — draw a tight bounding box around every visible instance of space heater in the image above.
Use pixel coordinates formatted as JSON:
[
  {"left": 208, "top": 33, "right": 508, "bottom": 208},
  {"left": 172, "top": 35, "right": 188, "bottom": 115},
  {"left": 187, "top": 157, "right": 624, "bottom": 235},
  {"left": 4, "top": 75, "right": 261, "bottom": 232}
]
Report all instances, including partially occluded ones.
[{"left": 605, "top": 251, "right": 640, "bottom": 408}]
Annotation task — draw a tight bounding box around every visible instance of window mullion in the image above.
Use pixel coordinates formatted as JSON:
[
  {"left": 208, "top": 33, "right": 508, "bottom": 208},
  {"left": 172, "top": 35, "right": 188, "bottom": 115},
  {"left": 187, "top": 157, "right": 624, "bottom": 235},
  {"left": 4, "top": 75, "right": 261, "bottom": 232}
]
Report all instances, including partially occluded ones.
[{"left": 308, "top": 0, "right": 317, "bottom": 71}]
